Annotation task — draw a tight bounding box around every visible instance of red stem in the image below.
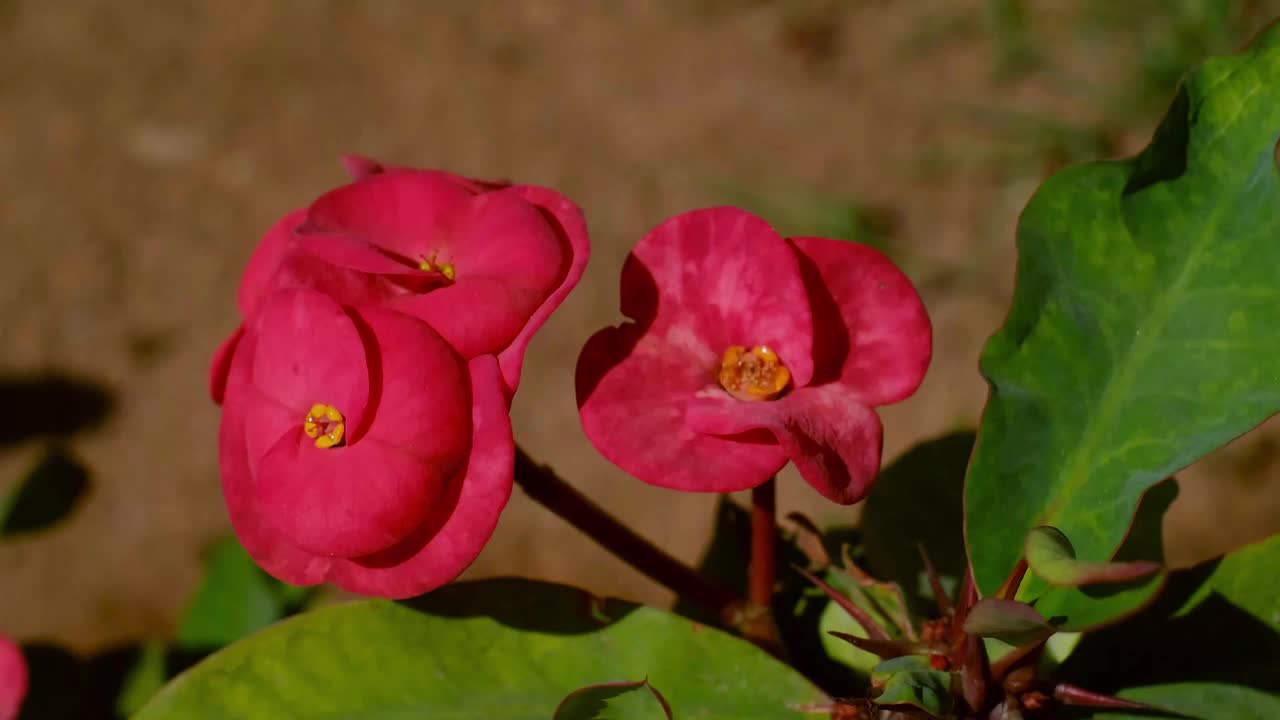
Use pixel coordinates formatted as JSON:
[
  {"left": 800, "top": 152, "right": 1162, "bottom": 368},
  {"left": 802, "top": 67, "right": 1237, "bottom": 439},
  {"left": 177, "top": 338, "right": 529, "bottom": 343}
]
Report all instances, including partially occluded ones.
[
  {"left": 512, "top": 447, "right": 742, "bottom": 623},
  {"left": 741, "top": 478, "right": 783, "bottom": 651},
  {"left": 750, "top": 479, "right": 778, "bottom": 610}
]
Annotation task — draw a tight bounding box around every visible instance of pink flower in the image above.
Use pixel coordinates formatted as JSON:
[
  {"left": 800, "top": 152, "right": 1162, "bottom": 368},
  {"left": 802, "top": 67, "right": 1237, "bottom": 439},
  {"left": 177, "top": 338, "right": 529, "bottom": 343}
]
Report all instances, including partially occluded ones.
[
  {"left": 210, "top": 156, "right": 589, "bottom": 404},
  {"left": 217, "top": 288, "right": 514, "bottom": 598},
  {"left": 576, "top": 208, "right": 930, "bottom": 504},
  {"left": 0, "top": 634, "right": 26, "bottom": 720}
]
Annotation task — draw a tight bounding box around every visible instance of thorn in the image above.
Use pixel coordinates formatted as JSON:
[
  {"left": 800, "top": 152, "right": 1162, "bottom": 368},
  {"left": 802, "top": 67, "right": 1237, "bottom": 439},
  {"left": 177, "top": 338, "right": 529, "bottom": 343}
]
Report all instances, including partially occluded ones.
[
  {"left": 918, "top": 542, "right": 954, "bottom": 616},
  {"left": 785, "top": 512, "right": 832, "bottom": 571},
  {"left": 826, "top": 631, "right": 936, "bottom": 659},
  {"left": 1053, "top": 683, "right": 1159, "bottom": 711},
  {"left": 794, "top": 565, "right": 892, "bottom": 642},
  {"left": 998, "top": 558, "right": 1029, "bottom": 602}
]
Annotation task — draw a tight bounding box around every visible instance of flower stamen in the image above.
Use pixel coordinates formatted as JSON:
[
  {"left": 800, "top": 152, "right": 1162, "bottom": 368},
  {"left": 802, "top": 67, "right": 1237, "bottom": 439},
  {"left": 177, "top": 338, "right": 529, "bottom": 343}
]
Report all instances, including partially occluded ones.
[
  {"left": 417, "top": 254, "right": 456, "bottom": 281},
  {"left": 303, "top": 403, "right": 346, "bottom": 449},
  {"left": 718, "top": 345, "right": 790, "bottom": 402}
]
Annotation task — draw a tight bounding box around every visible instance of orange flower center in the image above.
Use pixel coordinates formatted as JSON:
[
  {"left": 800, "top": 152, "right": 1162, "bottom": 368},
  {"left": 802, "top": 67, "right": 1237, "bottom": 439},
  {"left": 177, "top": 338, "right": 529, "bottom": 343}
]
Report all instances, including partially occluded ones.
[
  {"left": 303, "top": 403, "right": 346, "bottom": 449},
  {"left": 717, "top": 345, "right": 790, "bottom": 402}
]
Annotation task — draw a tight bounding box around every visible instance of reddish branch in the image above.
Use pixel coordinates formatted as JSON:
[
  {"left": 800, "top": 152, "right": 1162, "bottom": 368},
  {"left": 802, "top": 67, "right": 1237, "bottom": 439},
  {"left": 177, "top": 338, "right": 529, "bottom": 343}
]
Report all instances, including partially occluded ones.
[{"left": 512, "top": 447, "right": 743, "bottom": 623}]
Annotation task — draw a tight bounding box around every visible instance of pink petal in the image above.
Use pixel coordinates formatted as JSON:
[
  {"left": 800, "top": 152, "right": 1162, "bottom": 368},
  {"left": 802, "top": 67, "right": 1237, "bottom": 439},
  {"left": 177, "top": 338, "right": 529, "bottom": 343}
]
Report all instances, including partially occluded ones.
[
  {"left": 621, "top": 208, "right": 815, "bottom": 387},
  {"left": 219, "top": 331, "right": 331, "bottom": 587},
  {"left": 249, "top": 289, "right": 370, "bottom": 438},
  {"left": 305, "top": 171, "right": 474, "bottom": 261},
  {"left": 385, "top": 189, "right": 568, "bottom": 359},
  {"left": 330, "top": 355, "right": 515, "bottom": 598},
  {"left": 293, "top": 230, "right": 445, "bottom": 287},
  {"left": 349, "top": 304, "right": 471, "bottom": 461},
  {"left": 495, "top": 185, "right": 591, "bottom": 398},
  {"left": 577, "top": 324, "right": 788, "bottom": 493},
  {"left": 339, "top": 154, "right": 512, "bottom": 192},
  {"left": 789, "top": 237, "right": 931, "bottom": 405},
  {"left": 237, "top": 209, "right": 306, "bottom": 317},
  {"left": 686, "top": 385, "right": 883, "bottom": 504},
  {"left": 255, "top": 429, "right": 445, "bottom": 557},
  {"left": 0, "top": 635, "right": 25, "bottom": 720},
  {"left": 208, "top": 325, "right": 244, "bottom": 405}
]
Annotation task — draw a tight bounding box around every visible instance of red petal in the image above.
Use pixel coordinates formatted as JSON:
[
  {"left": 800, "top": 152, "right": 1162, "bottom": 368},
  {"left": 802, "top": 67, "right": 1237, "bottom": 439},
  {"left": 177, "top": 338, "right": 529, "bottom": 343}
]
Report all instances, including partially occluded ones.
[
  {"left": 0, "top": 635, "right": 26, "bottom": 720},
  {"left": 620, "top": 208, "right": 814, "bottom": 386},
  {"left": 219, "top": 332, "right": 331, "bottom": 586},
  {"left": 686, "top": 385, "right": 883, "bottom": 504},
  {"left": 386, "top": 189, "right": 566, "bottom": 358},
  {"left": 494, "top": 185, "right": 591, "bottom": 397},
  {"left": 577, "top": 324, "right": 788, "bottom": 493},
  {"left": 305, "top": 171, "right": 474, "bottom": 262},
  {"left": 351, "top": 305, "right": 471, "bottom": 459},
  {"left": 237, "top": 209, "right": 306, "bottom": 317},
  {"left": 331, "top": 355, "right": 514, "bottom": 598},
  {"left": 789, "top": 236, "right": 930, "bottom": 404},
  {"left": 208, "top": 325, "right": 244, "bottom": 405},
  {"left": 249, "top": 289, "right": 370, "bottom": 437},
  {"left": 255, "top": 429, "right": 445, "bottom": 557}
]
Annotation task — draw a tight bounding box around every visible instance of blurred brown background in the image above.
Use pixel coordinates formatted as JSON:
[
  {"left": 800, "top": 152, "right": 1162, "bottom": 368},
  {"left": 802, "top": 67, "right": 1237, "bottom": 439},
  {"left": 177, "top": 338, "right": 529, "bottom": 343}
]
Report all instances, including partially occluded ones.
[{"left": 2, "top": 0, "right": 1278, "bottom": 652}]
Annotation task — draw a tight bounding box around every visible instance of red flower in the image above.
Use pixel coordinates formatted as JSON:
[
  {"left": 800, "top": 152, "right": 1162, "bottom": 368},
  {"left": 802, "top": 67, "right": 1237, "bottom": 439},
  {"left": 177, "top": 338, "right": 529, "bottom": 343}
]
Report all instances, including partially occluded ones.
[
  {"left": 217, "top": 288, "right": 513, "bottom": 598},
  {"left": 0, "top": 635, "right": 25, "bottom": 720},
  {"left": 576, "top": 208, "right": 930, "bottom": 504},
  {"left": 210, "top": 157, "right": 589, "bottom": 404}
]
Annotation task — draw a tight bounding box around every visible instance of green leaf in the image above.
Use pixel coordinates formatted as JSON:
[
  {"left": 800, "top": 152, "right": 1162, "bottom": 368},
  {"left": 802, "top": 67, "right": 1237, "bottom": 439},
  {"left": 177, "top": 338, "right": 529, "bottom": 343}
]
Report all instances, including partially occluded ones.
[
  {"left": 818, "top": 569, "right": 910, "bottom": 676},
  {"left": 554, "top": 679, "right": 673, "bottom": 720},
  {"left": 1056, "top": 535, "right": 1280, "bottom": 719},
  {"left": 175, "top": 535, "right": 303, "bottom": 650},
  {"left": 1023, "top": 479, "right": 1176, "bottom": 633},
  {"left": 135, "top": 579, "right": 825, "bottom": 719},
  {"left": 965, "top": 25, "right": 1280, "bottom": 596},
  {"left": 962, "top": 599, "right": 1056, "bottom": 646},
  {"left": 1176, "top": 533, "right": 1280, "bottom": 626},
  {"left": 870, "top": 656, "right": 953, "bottom": 717},
  {"left": 860, "top": 432, "right": 973, "bottom": 613},
  {"left": 114, "top": 641, "right": 167, "bottom": 718},
  {"left": 0, "top": 447, "right": 88, "bottom": 537},
  {"left": 1025, "top": 526, "right": 1159, "bottom": 587}
]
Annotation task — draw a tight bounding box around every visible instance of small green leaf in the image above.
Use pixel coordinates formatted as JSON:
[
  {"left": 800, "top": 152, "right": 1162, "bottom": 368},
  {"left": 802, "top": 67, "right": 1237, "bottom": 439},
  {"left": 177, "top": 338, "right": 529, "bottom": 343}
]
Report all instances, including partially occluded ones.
[
  {"left": 963, "top": 599, "right": 1056, "bottom": 646},
  {"left": 965, "top": 25, "right": 1280, "bottom": 596},
  {"left": 1176, "top": 533, "right": 1280, "bottom": 627},
  {"left": 136, "top": 579, "right": 825, "bottom": 719},
  {"left": 175, "top": 535, "right": 294, "bottom": 649},
  {"left": 870, "top": 656, "right": 953, "bottom": 717},
  {"left": 1025, "top": 526, "right": 1159, "bottom": 587},
  {"left": 554, "top": 679, "right": 673, "bottom": 720},
  {"left": 114, "top": 641, "right": 167, "bottom": 718},
  {"left": 0, "top": 447, "right": 88, "bottom": 537}
]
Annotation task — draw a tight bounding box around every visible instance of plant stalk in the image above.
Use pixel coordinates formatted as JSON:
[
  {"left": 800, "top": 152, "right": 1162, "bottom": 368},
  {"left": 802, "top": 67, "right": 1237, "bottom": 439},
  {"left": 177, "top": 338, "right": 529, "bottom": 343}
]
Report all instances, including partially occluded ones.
[
  {"left": 742, "top": 478, "right": 782, "bottom": 651},
  {"left": 512, "top": 447, "right": 742, "bottom": 624}
]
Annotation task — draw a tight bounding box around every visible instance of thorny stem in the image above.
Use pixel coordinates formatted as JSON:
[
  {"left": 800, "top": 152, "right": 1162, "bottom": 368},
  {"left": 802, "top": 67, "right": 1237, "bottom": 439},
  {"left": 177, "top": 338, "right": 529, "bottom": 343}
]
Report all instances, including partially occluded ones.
[
  {"left": 512, "top": 447, "right": 743, "bottom": 625},
  {"left": 742, "top": 478, "right": 783, "bottom": 651}
]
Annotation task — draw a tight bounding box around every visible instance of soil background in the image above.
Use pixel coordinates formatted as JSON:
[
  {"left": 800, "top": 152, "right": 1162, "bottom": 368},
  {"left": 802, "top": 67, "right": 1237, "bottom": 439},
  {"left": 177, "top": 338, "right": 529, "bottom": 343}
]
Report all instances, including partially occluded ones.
[{"left": 1, "top": 0, "right": 1278, "bottom": 652}]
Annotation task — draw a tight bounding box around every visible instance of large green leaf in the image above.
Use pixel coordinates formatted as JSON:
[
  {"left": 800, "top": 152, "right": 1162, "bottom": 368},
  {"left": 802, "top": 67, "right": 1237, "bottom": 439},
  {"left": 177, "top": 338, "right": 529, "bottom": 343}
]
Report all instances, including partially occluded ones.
[
  {"left": 1057, "top": 534, "right": 1280, "bottom": 719},
  {"left": 966, "top": 25, "right": 1280, "bottom": 595},
  {"left": 134, "top": 578, "right": 825, "bottom": 719}
]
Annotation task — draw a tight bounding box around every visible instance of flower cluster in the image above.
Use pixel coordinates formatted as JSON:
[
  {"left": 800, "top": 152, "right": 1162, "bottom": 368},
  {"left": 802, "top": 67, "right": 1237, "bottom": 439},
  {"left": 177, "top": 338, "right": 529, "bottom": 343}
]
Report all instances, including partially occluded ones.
[
  {"left": 576, "top": 207, "right": 930, "bottom": 504},
  {"left": 210, "top": 158, "right": 589, "bottom": 598}
]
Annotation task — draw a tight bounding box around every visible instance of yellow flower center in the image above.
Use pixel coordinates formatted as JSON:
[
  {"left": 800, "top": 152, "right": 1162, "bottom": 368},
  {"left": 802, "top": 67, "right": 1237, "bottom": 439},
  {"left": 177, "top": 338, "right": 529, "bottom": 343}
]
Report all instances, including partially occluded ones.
[
  {"left": 717, "top": 345, "right": 791, "bottom": 402},
  {"left": 417, "top": 254, "right": 456, "bottom": 281},
  {"left": 303, "top": 403, "right": 346, "bottom": 449}
]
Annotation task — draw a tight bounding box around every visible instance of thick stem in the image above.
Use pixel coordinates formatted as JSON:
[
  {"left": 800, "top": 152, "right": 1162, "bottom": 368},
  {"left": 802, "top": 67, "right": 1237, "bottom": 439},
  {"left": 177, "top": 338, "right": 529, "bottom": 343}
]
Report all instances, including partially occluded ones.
[
  {"left": 741, "top": 478, "right": 782, "bottom": 651},
  {"left": 512, "top": 447, "right": 742, "bottom": 623}
]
